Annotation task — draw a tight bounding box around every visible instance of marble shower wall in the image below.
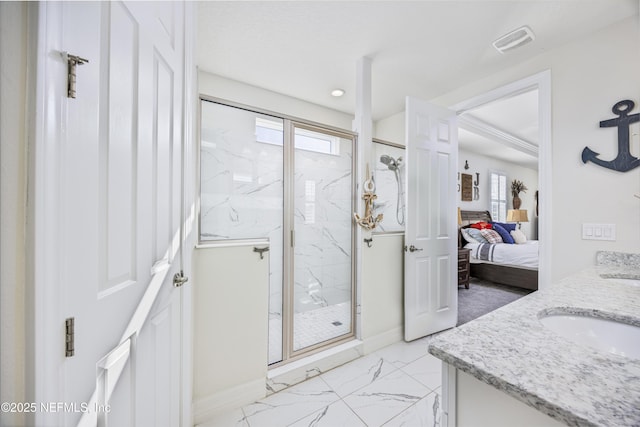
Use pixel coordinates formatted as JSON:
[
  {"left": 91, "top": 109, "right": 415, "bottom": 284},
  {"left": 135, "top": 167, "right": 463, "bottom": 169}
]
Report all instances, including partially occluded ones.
[
  {"left": 200, "top": 106, "right": 284, "bottom": 242},
  {"left": 293, "top": 137, "right": 353, "bottom": 316}
]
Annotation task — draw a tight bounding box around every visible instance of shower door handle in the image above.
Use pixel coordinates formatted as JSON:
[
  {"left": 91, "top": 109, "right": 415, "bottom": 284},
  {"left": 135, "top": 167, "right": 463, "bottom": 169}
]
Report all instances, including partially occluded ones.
[{"left": 253, "top": 246, "right": 269, "bottom": 260}]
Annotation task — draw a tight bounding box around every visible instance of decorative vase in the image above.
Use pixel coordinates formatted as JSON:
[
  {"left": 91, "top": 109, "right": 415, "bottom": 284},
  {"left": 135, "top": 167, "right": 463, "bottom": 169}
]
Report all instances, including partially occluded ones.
[{"left": 513, "top": 195, "right": 521, "bottom": 209}]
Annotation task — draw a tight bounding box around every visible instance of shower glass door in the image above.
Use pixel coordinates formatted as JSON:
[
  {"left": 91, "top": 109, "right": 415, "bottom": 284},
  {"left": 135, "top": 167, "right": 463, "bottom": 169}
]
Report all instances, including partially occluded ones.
[
  {"left": 199, "top": 99, "right": 355, "bottom": 366},
  {"left": 290, "top": 124, "right": 355, "bottom": 354}
]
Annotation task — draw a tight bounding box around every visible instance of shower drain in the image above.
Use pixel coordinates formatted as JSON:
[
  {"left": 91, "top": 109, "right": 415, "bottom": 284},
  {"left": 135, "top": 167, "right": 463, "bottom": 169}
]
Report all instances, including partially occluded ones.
[{"left": 332, "top": 321, "right": 342, "bottom": 326}]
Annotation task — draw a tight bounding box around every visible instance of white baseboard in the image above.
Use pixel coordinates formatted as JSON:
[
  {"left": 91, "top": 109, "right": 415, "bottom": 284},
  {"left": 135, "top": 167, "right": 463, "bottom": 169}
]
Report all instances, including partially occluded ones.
[
  {"left": 192, "top": 378, "right": 266, "bottom": 425},
  {"left": 362, "top": 326, "right": 403, "bottom": 354}
]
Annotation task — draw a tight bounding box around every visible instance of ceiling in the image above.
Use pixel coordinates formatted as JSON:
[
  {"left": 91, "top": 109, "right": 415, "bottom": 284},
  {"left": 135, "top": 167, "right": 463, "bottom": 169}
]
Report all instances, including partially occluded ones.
[
  {"left": 197, "top": 1, "right": 638, "bottom": 167},
  {"left": 459, "top": 89, "right": 540, "bottom": 169}
]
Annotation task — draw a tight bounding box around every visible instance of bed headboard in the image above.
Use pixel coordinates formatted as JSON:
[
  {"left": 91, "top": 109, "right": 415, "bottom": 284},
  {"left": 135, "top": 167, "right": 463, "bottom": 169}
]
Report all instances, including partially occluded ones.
[
  {"left": 460, "top": 210, "right": 493, "bottom": 226},
  {"left": 458, "top": 210, "right": 493, "bottom": 248}
]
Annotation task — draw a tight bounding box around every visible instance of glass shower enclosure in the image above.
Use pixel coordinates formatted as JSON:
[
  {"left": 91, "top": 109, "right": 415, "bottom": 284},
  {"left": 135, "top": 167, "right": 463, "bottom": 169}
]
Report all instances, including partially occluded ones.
[{"left": 199, "top": 99, "right": 355, "bottom": 366}]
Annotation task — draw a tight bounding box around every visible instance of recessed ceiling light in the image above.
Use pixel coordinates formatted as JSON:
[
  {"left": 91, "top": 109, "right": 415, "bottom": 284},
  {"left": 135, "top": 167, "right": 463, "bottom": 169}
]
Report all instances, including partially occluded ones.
[{"left": 331, "top": 89, "right": 345, "bottom": 97}]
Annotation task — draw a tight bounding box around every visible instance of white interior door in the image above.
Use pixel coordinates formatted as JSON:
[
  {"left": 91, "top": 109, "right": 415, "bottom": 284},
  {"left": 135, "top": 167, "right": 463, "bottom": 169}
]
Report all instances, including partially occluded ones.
[
  {"left": 404, "top": 96, "right": 458, "bottom": 341},
  {"left": 34, "top": 2, "right": 191, "bottom": 426}
]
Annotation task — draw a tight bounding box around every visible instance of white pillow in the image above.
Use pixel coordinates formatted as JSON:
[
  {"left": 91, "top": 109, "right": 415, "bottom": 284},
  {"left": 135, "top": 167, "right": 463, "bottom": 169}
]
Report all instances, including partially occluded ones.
[
  {"left": 510, "top": 229, "right": 527, "bottom": 244},
  {"left": 461, "top": 227, "right": 488, "bottom": 244},
  {"left": 460, "top": 228, "right": 478, "bottom": 244}
]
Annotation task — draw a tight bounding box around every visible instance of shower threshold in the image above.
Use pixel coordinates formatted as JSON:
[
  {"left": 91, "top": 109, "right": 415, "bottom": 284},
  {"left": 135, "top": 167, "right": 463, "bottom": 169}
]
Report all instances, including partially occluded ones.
[{"left": 266, "top": 339, "right": 363, "bottom": 395}]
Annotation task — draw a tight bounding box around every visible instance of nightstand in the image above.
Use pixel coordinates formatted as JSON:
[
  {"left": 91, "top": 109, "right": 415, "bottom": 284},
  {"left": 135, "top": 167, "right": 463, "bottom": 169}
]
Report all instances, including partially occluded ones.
[{"left": 458, "top": 248, "right": 471, "bottom": 289}]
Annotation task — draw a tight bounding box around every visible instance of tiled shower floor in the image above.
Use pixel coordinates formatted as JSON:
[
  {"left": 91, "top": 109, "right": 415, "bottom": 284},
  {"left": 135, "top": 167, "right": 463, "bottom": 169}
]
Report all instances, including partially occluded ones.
[
  {"left": 197, "top": 336, "right": 442, "bottom": 427},
  {"left": 269, "top": 303, "right": 352, "bottom": 364}
]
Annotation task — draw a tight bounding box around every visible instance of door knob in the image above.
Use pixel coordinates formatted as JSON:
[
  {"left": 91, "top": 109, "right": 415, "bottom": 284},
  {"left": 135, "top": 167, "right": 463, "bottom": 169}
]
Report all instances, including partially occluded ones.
[
  {"left": 173, "top": 271, "right": 189, "bottom": 288},
  {"left": 406, "top": 245, "right": 423, "bottom": 252}
]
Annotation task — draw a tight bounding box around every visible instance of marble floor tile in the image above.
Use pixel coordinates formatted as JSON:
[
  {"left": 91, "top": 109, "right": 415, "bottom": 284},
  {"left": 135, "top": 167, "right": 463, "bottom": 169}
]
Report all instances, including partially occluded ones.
[
  {"left": 288, "top": 400, "right": 366, "bottom": 427},
  {"left": 197, "top": 338, "right": 443, "bottom": 427},
  {"left": 242, "top": 376, "right": 340, "bottom": 427},
  {"left": 374, "top": 337, "right": 431, "bottom": 369},
  {"left": 342, "top": 369, "right": 431, "bottom": 427},
  {"left": 382, "top": 389, "right": 441, "bottom": 427},
  {"left": 320, "top": 352, "right": 398, "bottom": 398},
  {"left": 195, "top": 408, "right": 248, "bottom": 427},
  {"left": 399, "top": 353, "right": 442, "bottom": 392}
]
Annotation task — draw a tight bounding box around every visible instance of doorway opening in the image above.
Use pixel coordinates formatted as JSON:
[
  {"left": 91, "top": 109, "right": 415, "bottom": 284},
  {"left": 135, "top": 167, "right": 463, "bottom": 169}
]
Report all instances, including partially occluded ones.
[{"left": 452, "top": 71, "right": 551, "bottom": 322}]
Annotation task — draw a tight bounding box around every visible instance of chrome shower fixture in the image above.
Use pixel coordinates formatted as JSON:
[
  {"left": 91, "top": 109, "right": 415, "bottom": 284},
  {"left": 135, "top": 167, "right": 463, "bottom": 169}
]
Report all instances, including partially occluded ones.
[
  {"left": 379, "top": 154, "right": 405, "bottom": 225},
  {"left": 380, "top": 154, "right": 403, "bottom": 171}
]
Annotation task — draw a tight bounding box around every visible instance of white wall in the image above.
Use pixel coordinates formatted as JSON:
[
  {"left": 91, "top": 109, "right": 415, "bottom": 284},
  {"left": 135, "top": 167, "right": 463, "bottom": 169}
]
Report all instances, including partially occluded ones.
[
  {"left": 360, "top": 234, "right": 404, "bottom": 351},
  {"left": 192, "top": 246, "right": 269, "bottom": 422},
  {"left": 432, "top": 16, "right": 640, "bottom": 280},
  {"left": 375, "top": 111, "right": 405, "bottom": 145},
  {"left": 0, "top": 4, "right": 28, "bottom": 426},
  {"left": 458, "top": 149, "right": 538, "bottom": 240}
]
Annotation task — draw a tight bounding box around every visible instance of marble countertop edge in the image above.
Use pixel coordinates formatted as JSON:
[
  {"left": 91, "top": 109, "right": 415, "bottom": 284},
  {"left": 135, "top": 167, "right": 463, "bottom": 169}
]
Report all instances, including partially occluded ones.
[
  {"left": 595, "top": 251, "right": 640, "bottom": 280},
  {"left": 596, "top": 268, "right": 640, "bottom": 280}
]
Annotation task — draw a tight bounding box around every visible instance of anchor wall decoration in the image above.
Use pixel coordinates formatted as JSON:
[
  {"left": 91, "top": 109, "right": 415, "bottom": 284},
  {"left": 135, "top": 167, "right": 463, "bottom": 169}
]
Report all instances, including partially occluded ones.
[
  {"left": 581, "top": 99, "right": 640, "bottom": 172},
  {"left": 354, "top": 164, "right": 383, "bottom": 230}
]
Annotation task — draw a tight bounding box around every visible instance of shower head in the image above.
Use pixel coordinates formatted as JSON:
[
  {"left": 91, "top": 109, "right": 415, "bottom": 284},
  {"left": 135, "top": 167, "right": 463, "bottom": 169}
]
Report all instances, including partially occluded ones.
[
  {"left": 380, "top": 154, "right": 398, "bottom": 171},
  {"left": 380, "top": 154, "right": 406, "bottom": 226}
]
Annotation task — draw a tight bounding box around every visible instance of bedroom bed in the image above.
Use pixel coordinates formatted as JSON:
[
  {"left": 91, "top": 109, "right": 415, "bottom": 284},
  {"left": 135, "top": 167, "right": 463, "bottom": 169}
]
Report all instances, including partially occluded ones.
[{"left": 459, "top": 210, "right": 538, "bottom": 291}]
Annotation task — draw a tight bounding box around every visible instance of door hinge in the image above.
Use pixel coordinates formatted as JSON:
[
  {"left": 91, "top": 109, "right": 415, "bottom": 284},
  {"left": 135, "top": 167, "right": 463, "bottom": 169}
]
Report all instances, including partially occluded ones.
[
  {"left": 65, "top": 317, "right": 75, "bottom": 358},
  {"left": 173, "top": 270, "right": 189, "bottom": 288},
  {"left": 63, "top": 52, "right": 89, "bottom": 99}
]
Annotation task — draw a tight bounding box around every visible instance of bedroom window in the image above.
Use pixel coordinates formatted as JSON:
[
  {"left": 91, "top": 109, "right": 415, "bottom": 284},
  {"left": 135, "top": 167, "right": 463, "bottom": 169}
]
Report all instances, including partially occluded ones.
[{"left": 490, "top": 171, "right": 507, "bottom": 222}]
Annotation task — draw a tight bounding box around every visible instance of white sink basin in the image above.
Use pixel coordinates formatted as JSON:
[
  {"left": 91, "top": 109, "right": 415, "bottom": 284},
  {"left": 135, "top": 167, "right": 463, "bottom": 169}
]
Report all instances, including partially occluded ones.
[{"left": 539, "top": 310, "right": 640, "bottom": 359}]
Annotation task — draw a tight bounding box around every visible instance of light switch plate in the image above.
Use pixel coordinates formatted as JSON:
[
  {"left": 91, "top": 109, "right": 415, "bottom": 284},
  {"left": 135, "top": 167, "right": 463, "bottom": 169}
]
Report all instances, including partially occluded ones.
[{"left": 582, "top": 223, "right": 616, "bottom": 241}]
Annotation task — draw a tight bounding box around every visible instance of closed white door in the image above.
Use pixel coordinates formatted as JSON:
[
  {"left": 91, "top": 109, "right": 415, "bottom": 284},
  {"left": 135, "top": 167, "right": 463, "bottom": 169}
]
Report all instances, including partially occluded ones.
[
  {"left": 404, "top": 97, "right": 458, "bottom": 341},
  {"left": 34, "top": 2, "right": 192, "bottom": 426}
]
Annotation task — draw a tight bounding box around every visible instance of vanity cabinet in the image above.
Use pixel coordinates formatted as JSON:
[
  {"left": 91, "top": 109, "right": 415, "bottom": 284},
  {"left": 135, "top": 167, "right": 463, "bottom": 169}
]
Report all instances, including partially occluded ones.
[{"left": 442, "top": 365, "right": 564, "bottom": 427}]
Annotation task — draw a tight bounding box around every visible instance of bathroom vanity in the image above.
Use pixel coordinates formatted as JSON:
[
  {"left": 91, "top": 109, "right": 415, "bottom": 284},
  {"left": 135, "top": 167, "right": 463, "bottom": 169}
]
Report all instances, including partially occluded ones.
[{"left": 429, "top": 257, "right": 640, "bottom": 426}]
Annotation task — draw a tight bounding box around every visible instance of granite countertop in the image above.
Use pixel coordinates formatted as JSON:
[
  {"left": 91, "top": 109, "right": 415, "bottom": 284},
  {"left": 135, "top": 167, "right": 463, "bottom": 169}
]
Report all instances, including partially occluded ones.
[
  {"left": 428, "top": 267, "right": 640, "bottom": 427},
  {"left": 596, "top": 251, "right": 640, "bottom": 280}
]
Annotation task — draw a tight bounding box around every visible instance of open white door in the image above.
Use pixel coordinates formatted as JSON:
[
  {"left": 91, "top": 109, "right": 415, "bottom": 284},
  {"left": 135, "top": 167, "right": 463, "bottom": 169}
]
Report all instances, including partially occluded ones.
[
  {"left": 404, "top": 97, "right": 458, "bottom": 341},
  {"left": 31, "top": 2, "right": 194, "bottom": 426}
]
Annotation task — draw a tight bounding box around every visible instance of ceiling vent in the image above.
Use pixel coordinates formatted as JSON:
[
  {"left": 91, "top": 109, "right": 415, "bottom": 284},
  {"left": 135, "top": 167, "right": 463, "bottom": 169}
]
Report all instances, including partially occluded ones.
[{"left": 493, "top": 26, "right": 535, "bottom": 54}]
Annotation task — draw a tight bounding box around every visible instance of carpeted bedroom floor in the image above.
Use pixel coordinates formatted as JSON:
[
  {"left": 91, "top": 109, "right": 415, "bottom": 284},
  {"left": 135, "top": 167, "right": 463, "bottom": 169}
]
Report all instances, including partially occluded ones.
[{"left": 457, "top": 277, "right": 534, "bottom": 326}]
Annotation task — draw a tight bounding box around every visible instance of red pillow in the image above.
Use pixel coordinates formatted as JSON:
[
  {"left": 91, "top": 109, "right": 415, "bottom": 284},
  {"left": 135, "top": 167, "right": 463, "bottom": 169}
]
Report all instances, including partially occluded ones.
[{"left": 470, "top": 221, "right": 492, "bottom": 230}]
